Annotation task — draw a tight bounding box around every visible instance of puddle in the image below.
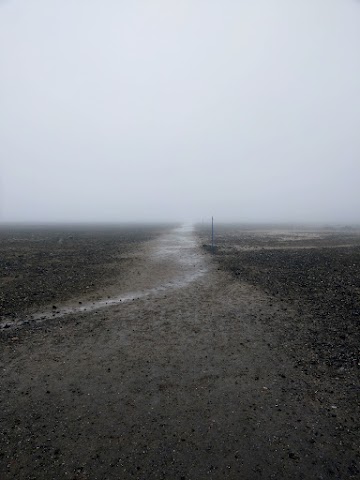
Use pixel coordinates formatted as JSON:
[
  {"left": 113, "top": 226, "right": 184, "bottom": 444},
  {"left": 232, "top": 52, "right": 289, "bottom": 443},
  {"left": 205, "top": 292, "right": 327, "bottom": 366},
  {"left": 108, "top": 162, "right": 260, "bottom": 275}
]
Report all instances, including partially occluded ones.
[{"left": 1, "top": 224, "right": 208, "bottom": 330}]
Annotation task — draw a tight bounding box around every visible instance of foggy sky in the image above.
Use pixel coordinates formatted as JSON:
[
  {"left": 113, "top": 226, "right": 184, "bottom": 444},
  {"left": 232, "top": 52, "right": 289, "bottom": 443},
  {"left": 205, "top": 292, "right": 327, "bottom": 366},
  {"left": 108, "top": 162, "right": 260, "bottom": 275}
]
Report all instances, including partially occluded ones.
[{"left": 1, "top": 0, "right": 360, "bottom": 224}]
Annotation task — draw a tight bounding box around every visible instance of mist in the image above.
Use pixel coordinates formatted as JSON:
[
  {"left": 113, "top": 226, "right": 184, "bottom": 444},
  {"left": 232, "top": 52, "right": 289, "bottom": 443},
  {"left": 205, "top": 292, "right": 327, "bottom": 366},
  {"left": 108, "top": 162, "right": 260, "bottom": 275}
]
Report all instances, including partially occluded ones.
[{"left": 1, "top": 0, "right": 360, "bottom": 224}]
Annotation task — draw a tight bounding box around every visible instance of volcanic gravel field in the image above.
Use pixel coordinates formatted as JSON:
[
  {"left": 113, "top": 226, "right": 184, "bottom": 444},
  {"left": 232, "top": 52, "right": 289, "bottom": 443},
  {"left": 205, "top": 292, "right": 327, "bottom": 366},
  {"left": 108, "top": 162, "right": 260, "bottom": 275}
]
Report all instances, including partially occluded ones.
[
  {"left": 0, "top": 223, "right": 359, "bottom": 479},
  {"left": 0, "top": 225, "right": 170, "bottom": 324}
]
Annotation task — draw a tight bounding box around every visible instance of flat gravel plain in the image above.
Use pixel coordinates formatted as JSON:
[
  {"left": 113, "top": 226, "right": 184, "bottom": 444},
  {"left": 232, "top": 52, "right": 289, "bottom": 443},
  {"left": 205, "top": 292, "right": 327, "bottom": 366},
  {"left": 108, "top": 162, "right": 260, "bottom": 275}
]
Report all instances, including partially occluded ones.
[
  {"left": 198, "top": 224, "right": 360, "bottom": 477},
  {"left": 200, "top": 224, "right": 360, "bottom": 372},
  {"left": 1, "top": 224, "right": 359, "bottom": 479},
  {"left": 0, "top": 224, "right": 170, "bottom": 322}
]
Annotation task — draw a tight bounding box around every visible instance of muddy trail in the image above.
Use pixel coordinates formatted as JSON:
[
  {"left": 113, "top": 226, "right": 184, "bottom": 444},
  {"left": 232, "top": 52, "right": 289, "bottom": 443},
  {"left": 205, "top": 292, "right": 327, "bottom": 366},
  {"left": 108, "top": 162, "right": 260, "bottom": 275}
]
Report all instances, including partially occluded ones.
[{"left": 0, "top": 225, "right": 358, "bottom": 479}]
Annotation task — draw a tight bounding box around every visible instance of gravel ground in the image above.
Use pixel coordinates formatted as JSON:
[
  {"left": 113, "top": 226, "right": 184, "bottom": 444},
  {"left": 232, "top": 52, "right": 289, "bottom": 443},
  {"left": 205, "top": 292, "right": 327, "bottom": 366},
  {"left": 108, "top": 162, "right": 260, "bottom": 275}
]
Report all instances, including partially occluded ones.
[
  {"left": 197, "top": 223, "right": 360, "bottom": 477},
  {"left": 198, "top": 224, "right": 360, "bottom": 373},
  {"left": 0, "top": 224, "right": 171, "bottom": 321},
  {"left": 1, "top": 224, "right": 360, "bottom": 479}
]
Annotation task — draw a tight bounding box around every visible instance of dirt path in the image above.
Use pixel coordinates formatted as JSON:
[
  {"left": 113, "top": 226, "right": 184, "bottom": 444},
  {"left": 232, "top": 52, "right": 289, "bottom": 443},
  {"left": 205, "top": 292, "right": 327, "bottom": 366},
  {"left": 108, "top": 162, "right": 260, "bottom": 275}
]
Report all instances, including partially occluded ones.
[{"left": 0, "top": 226, "right": 357, "bottom": 479}]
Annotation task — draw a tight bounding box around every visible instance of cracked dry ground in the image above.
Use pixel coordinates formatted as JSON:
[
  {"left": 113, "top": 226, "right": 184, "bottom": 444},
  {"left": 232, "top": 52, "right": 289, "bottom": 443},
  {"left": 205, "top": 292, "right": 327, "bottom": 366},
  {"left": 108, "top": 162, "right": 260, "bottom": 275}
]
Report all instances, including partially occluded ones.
[{"left": 1, "top": 225, "right": 359, "bottom": 479}]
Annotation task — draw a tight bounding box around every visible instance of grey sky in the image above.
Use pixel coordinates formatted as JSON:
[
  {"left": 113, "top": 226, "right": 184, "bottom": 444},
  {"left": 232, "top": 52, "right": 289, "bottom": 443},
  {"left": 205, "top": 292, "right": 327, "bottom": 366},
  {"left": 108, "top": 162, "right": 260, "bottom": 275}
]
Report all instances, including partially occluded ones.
[{"left": 1, "top": 0, "right": 360, "bottom": 223}]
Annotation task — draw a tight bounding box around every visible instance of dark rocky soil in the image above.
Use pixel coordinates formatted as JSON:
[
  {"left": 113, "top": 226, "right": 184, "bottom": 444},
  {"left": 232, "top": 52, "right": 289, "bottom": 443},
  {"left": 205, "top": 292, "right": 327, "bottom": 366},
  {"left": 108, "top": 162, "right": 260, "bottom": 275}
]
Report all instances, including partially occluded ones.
[
  {"left": 199, "top": 224, "right": 360, "bottom": 373},
  {"left": 198, "top": 223, "right": 360, "bottom": 477},
  {"left": 0, "top": 224, "right": 170, "bottom": 320},
  {"left": 226, "top": 246, "right": 360, "bottom": 369},
  {"left": 1, "top": 224, "right": 360, "bottom": 479}
]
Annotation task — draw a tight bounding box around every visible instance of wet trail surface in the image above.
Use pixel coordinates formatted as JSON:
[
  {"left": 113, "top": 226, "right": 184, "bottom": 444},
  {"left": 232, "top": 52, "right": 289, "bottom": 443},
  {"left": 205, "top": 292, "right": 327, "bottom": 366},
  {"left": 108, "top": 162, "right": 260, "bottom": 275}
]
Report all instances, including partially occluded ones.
[
  {"left": 1, "top": 225, "right": 358, "bottom": 479},
  {"left": 2, "top": 225, "right": 208, "bottom": 329}
]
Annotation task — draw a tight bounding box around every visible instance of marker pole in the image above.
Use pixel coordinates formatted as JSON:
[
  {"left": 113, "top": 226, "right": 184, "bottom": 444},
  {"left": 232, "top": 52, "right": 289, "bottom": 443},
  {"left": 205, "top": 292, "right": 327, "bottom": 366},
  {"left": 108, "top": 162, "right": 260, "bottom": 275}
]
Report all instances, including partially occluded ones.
[{"left": 212, "top": 216, "right": 214, "bottom": 253}]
